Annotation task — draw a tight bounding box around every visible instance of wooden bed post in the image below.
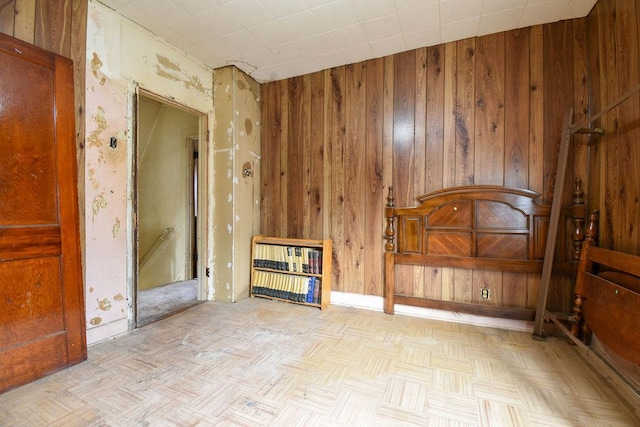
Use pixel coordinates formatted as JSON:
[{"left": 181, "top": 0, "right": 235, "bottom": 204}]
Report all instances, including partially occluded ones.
[
  {"left": 569, "top": 211, "right": 598, "bottom": 342},
  {"left": 571, "top": 179, "right": 586, "bottom": 262},
  {"left": 384, "top": 187, "right": 395, "bottom": 314}
]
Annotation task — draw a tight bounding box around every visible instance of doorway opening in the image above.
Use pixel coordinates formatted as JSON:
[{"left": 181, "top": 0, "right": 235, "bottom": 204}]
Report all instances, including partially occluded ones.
[{"left": 135, "top": 91, "right": 206, "bottom": 327}]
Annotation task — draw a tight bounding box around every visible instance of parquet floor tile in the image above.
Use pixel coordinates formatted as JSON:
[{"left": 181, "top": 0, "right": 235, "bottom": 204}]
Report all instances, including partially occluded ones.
[{"left": 1, "top": 297, "right": 638, "bottom": 426}]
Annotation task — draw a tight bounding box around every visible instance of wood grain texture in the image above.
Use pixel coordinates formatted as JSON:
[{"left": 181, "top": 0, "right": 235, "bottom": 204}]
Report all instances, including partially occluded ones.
[
  {"left": 364, "top": 58, "right": 385, "bottom": 297},
  {"left": 260, "top": 7, "right": 640, "bottom": 312},
  {"left": 286, "top": 76, "right": 306, "bottom": 238},
  {"left": 505, "top": 29, "right": 530, "bottom": 189},
  {"left": 344, "top": 62, "right": 366, "bottom": 294},
  {"left": 329, "top": 67, "right": 346, "bottom": 292},
  {"left": 0, "top": 0, "right": 15, "bottom": 35},
  {"left": 0, "top": 0, "right": 86, "bottom": 229},
  {"left": 613, "top": 0, "right": 640, "bottom": 255},
  {"left": 475, "top": 33, "right": 505, "bottom": 186}
]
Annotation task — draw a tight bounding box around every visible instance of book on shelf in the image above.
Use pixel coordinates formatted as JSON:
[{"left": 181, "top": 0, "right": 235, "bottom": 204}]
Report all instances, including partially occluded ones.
[
  {"left": 254, "top": 243, "right": 326, "bottom": 276},
  {"left": 252, "top": 270, "right": 321, "bottom": 305}
]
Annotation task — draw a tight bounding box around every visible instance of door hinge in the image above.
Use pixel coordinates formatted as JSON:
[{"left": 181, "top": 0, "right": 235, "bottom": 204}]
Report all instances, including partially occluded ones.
[{"left": 206, "top": 267, "right": 211, "bottom": 277}]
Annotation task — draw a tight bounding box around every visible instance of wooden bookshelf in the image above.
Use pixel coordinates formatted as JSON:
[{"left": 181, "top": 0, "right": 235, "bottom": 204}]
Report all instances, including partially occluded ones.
[{"left": 250, "top": 235, "right": 332, "bottom": 310}]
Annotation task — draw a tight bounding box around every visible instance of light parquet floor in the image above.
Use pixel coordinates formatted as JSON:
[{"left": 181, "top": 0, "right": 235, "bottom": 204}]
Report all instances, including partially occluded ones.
[{"left": 1, "top": 298, "right": 638, "bottom": 426}]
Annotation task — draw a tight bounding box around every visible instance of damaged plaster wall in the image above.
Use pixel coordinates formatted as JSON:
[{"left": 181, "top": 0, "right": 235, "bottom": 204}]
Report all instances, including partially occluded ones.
[
  {"left": 212, "top": 67, "right": 261, "bottom": 301},
  {"left": 85, "top": 0, "right": 214, "bottom": 344}
]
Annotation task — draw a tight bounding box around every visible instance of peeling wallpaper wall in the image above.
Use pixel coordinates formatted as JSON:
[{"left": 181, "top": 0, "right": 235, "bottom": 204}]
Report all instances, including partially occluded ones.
[
  {"left": 212, "top": 67, "right": 261, "bottom": 302},
  {"left": 85, "top": 1, "right": 228, "bottom": 344}
]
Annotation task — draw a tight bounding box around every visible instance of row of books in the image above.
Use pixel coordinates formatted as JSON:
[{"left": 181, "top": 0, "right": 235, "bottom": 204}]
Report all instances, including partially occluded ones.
[
  {"left": 251, "top": 270, "right": 321, "bottom": 304},
  {"left": 253, "top": 244, "right": 323, "bottom": 274}
]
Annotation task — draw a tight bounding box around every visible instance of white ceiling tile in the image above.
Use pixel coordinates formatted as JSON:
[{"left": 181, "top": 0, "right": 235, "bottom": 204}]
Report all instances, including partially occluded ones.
[
  {"left": 370, "top": 35, "right": 406, "bottom": 58},
  {"left": 163, "top": 17, "right": 212, "bottom": 45},
  {"left": 311, "top": 0, "right": 359, "bottom": 32},
  {"left": 478, "top": 7, "right": 524, "bottom": 36},
  {"left": 339, "top": 43, "right": 375, "bottom": 64},
  {"left": 360, "top": 14, "right": 402, "bottom": 43},
  {"left": 326, "top": 24, "right": 368, "bottom": 49},
  {"left": 192, "top": 37, "right": 240, "bottom": 64},
  {"left": 298, "top": 33, "right": 336, "bottom": 56},
  {"left": 282, "top": 58, "right": 322, "bottom": 77},
  {"left": 133, "top": 0, "right": 190, "bottom": 23},
  {"left": 95, "top": 0, "right": 598, "bottom": 82},
  {"left": 394, "top": 0, "right": 438, "bottom": 13},
  {"left": 304, "top": 0, "right": 336, "bottom": 8},
  {"left": 111, "top": 3, "right": 150, "bottom": 23},
  {"left": 248, "top": 21, "right": 291, "bottom": 46},
  {"left": 440, "top": 0, "right": 484, "bottom": 25},
  {"left": 349, "top": 0, "right": 397, "bottom": 22},
  {"left": 173, "top": 0, "right": 220, "bottom": 16},
  {"left": 193, "top": 7, "right": 243, "bottom": 37},
  {"left": 403, "top": 26, "right": 441, "bottom": 50},
  {"left": 243, "top": 48, "right": 281, "bottom": 68},
  {"left": 221, "top": 29, "right": 263, "bottom": 53},
  {"left": 222, "top": 0, "right": 274, "bottom": 28},
  {"left": 562, "top": 0, "right": 597, "bottom": 19},
  {"left": 398, "top": 3, "right": 439, "bottom": 34},
  {"left": 270, "top": 41, "right": 307, "bottom": 63},
  {"left": 98, "top": 0, "right": 130, "bottom": 9},
  {"left": 482, "top": 0, "right": 526, "bottom": 15},
  {"left": 440, "top": 16, "right": 480, "bottom": 44},
  {"left": 260, "top": 0, "right": 308, "bottom": 19},
  {"left": 311, "top": 50, "right": 346, "bottom": 70},
  {"left": 519, "top": 0, "right": 570, "bottom": 28},
  {"left": 278, "top": 11, "right": 324, "bottom": 39}
]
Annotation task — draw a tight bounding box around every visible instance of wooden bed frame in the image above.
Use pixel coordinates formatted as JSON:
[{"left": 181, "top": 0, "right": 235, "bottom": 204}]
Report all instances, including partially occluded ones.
[
  {"left": 384, "top": 185, "right": 552, "bottom": 321},
  {"left": 566, "top": 213, "right": 640, "bottom": 366}
]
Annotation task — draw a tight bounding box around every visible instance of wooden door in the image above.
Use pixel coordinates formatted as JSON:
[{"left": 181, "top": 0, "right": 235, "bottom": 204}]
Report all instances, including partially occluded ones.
[{"left": 0, "top": 33, "right": 86, "bottom": 393}]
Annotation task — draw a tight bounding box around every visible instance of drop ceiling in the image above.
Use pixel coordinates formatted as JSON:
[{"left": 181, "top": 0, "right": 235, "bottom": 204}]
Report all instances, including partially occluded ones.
[{"left": 97, "top": 0, "right": 597, "bottom": 83}]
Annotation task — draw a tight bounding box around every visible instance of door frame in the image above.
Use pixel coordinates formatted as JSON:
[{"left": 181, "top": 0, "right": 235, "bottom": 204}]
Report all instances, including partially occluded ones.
[{"left": 130, "top": 88, "right": 208, "bottom": 329}]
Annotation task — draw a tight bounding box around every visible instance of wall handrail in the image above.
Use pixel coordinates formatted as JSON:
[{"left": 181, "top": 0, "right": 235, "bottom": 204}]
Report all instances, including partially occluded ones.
[{"left": 139, "top": 227, "right": 175, "bottom": 270}]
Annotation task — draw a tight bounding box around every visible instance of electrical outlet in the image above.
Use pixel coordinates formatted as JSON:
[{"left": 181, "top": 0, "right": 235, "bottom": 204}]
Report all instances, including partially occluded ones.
[{"left": 481, "top": 288, "right": 490, "bottom": 299}]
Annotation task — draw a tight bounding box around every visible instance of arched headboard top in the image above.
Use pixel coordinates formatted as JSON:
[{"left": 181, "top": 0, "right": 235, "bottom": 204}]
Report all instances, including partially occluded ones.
[{"left": 409, "top": 185, "right": 549, "bottom": 216}]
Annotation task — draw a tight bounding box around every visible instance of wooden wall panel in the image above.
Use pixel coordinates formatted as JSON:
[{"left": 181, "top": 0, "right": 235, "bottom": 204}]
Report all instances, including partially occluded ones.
[
  {"left": 343, "top": 62, "right": 366, "bottom": 294},
  {"left": 309, "top": 71, "right": 325, "bottom": 240},
  {"left": 614, "top": 0, "right": 640, "bottom": 254},
  {"left": 260, "top": 1, "right": 640, "bottom": 312},
  {"left": 393, "top": 50, "right": 416, "bottom": 207},
  {"left": 475, "top": 33, "right": 505, "bottom": 186},
  {"left": 586, "top": 2, "right": 603, "bottom": 219},
  {"left": 505, "top": 29, "right": 530, "bottom": 189},
  {"left": 585, "top": 0, "right": 640, "bottom": 256},
  {"left": 286, "top": 76, "right": 306, "bottom": 238},
  {"left": 364, "top": 58, "right": 385, "bottom": 297},
  {"left": 392, "top": 51, "right": 416, "bottom": 297},
  {"left": 260, "top": 82, "right": 282, "bottom": 237},
  {"left": 0, "top": 0, "right": 87, "bottom": 278},
  {"left": 35, "top": 0, "right": 71, "bottom": 55},
  {"left": 0, "top": 0, "right": 15, "bottom": 34},
  {"left": 329, "top": 67, "right": 346, "bottom": 291},
  {"left": 455, "top": 39, "right": 476, "bottom": 186}
]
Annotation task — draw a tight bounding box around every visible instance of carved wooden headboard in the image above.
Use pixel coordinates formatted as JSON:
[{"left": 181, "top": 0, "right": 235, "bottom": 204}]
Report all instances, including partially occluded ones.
[{"left": 383, "top": 185, "right": 552, "bottom": 320}]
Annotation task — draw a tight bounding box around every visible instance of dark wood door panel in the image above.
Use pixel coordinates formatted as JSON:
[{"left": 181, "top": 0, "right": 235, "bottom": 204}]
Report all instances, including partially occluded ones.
[
  {"left": 0, "top": 333, "right": 69, "bottom": 393},
  {"left": 0, "top": 51, "right": 58, "bottom": 226},
  {"left": 0, "top": 31, "right": 85, "bottom": 394},
  {"left": 0, "top": 257, "right": 65, "bottom": 348},
  {"left": 0, "top": 226, "right": 61, "bottom": 260}
]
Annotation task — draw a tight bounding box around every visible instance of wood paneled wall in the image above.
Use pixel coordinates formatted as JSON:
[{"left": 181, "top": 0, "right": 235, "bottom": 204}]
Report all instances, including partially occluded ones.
[
  {"left": 261, "top": 20, "right": 596, "bottom": 312},
  {"left": 587, "top": 0, "right": 640, "bottom": 255},
  {"left": 0, "top": 0, "right": 87, "bottom": 258}
]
